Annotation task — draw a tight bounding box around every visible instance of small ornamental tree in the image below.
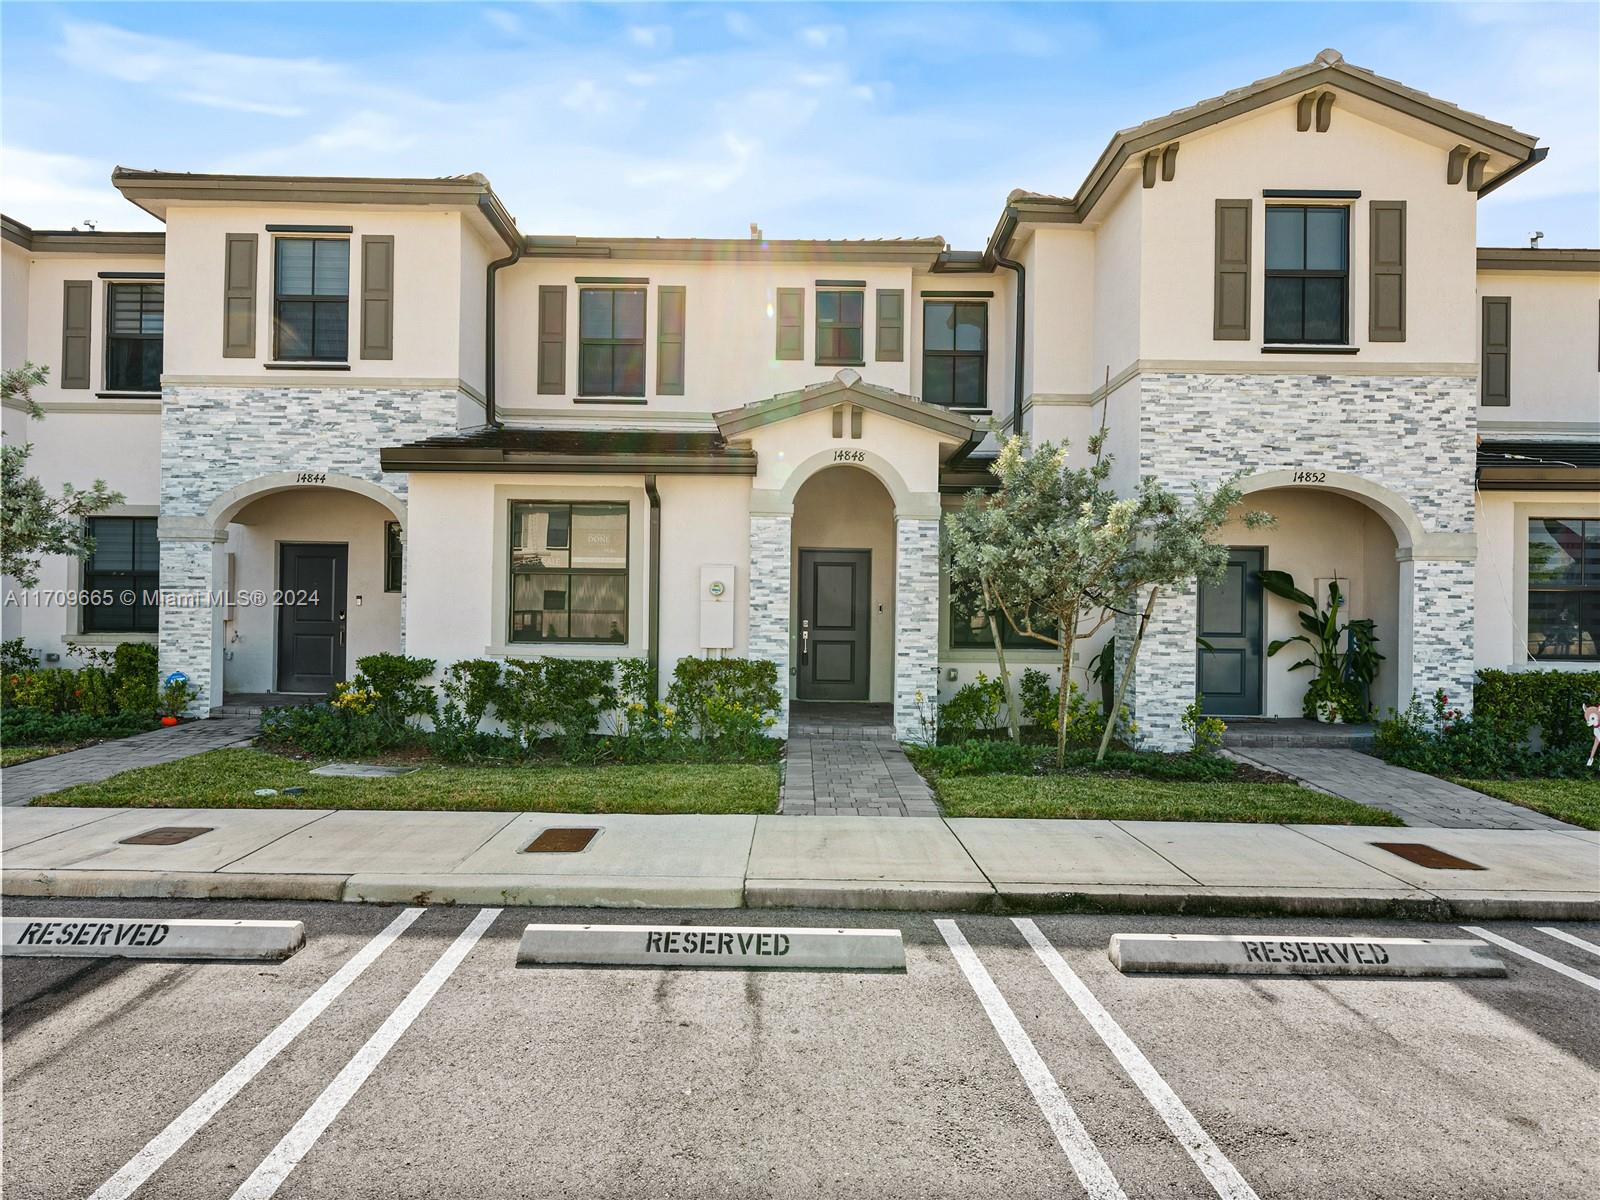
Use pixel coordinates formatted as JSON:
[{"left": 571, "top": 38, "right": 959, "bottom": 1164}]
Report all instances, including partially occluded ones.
[
  {"left": 2, "top": 363, "right": 123, "bottom": 589},
  {"left": 1094, "top": 477, "right": 1272, "bottom": 761},
  {"left": 947, "top": 433, "right": 1137, "bottom": 766}
]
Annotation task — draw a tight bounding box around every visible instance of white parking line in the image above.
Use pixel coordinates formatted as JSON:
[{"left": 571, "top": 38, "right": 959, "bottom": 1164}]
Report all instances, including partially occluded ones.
[
  {"left": 230, "top": 907, "right": 501, "bottom": 1200},
  {"left": 89, "top": 907, "right": 425, "bottom": 1200},
  {"left": 1537, "top": 927, "right": 1600, "bottom": 960},
  {"left": 1014, "top": 919, "right": 1261, "bottom": 1200},
  {"left": 936, "top": 919, "right": 1127, "bottom": 1200},
  {"left": 1461, "top": 926, "right": 1600, "bottom": 993}
]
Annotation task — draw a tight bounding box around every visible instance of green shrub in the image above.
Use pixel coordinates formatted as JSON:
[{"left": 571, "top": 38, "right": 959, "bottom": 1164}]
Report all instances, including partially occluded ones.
[
  {"left": 495, "top": 658, "right": 618, "bottom": 757},
  {"left": 435, "top": 658, "right": 503, "bottom": 739},
  {"left": 939, "top": 673, "right": 1007, "bottom": 742},
  {"left": 0, "top": 707, "right": 156, "bottom": 746},
  {"left": 159, "top": 672, "right": 203, "bottom": 717},
  {"left": 258, "top": 703, "right": 417, "bottom": 758},
  {"left": 910, "top": 740, "right": 1045, "bottom": 776},
  {"left": 1374, "top": 689, "right": 1560, "bottom": 778},
  {"left": 353, "top": 653, "right": 437, "bottom": 727},
  {"left": 2, "top": 638, "right": 39, "bottom": 675},
  {"left": 12, "top": 669, "right": 80, "bottom": 714},
  {"left": 1018, "top": 669, "right": 1056, "bottom": 731},
  {"left": 77, "top": 667, "right": 114, "bottom": 718},
  {"left": 1182, "top": 699, "right": 1227, "bottom": 756},
  {"left": 910, "top": 741, "right": 1236, "bottom": 781},
  {"left": 112, "top": 642, "right": 159, "bottom": 715},
  {"left": 1475, "top": 668, "right": 1600, "bottom": 754},
  {"left": 665, "top": 657, "right": 780, "bottom": 744}
]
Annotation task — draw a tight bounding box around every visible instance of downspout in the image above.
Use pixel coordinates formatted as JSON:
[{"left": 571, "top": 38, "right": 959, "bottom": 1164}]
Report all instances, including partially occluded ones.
[
  {"left": 644, "top": 474, "right": 662, "bottom": 698},
  {"left": 991, "top": 212, "right": 1026, "bottom": 438},
  {"left": 480, "top": 197, "right": 523, "bottom": 427}
]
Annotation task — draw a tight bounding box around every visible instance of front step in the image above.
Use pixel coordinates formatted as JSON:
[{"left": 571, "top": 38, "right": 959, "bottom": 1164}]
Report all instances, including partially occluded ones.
[{"left": 1222, "top": 719, "right": 1376, "bottom": 750}]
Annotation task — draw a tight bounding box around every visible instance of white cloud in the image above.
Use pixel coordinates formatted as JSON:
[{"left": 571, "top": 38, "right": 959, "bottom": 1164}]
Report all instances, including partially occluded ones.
[
  {"left": 724, "top": 11, "right": 757, "bottom": 40},
  {"left": 627, "top": 25, "right": 671, "bottom": 51},
  {"left": 482, "top": 8, "right": 523, "bottom": 37},
  {"left": 0, "top": 145, "right": 157, "bottom": 230},
  {"left": 801, "top": 25, "right": 844, "bottom": 49},
  {"left": 558, "top": 79, "right": 615, "bottom": 114}
]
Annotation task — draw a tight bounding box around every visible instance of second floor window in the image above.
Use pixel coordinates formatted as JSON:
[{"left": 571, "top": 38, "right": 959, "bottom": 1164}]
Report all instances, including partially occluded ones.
[
  {"left": 924, "top": 301, "right": 986, "bottom": 408},
  {"left": 1264, "top": 205, "right": 1347, "bottom": 344},
  {"left": 275, "top": 237, "right": 349, "bottom": 361},
  {"left": 105, "top": 283, "right": 163, "bottom": 393},
  {"left": 579, "top": 288, "right": 645, "bottom": 397},
  {"left": 83, "top": 515, "right": 159, "bottom": 633},
  {"left": 1529, "top": 517, "right": 1599, "bottom": 661},
  {"left": 816, "top": 290, "right": 864, "bottom": 366}
]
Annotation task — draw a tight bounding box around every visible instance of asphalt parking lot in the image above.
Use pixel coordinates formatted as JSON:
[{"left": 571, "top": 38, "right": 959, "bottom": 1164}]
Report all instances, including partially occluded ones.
[{"left": 4, "top": 900, "right": 1598, "bottom": 1199}]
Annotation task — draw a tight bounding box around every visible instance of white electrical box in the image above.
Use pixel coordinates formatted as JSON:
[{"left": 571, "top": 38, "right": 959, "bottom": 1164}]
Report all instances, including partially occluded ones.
[{"left": 699, "top": 564, "right": 735, "bottom": 649}]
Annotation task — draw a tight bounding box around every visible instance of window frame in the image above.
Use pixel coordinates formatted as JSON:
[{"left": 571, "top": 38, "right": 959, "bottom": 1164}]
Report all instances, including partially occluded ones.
[
  {"left": 815, "top": 288, "right": 865, "bottom": 367},
  {"left": 272, "top": 236, "right": 350, "bottom": 363},
  {"left": 1527, "top": 516, "right": 1600, "bottom": 662},
  {"left": 104, "top": 282, "right": 164, "bottom": 394},
  {"left": 1263, "top": 204, "right": 1349, "bottom": 346},
  {"left": 922, "top": 299, "right": 988, "bottom": 409},
  {"left": 577, "top": 286, "right": 647, "bottom": 398},
  {"left": 81, "top": 515, "right": 160, "bottom": 634},
  {"left": 384, "top": 521, "right": 403, "bottom": 593},
  {"left": 507, "top": 500, "right": 630, "bottom": 645}
]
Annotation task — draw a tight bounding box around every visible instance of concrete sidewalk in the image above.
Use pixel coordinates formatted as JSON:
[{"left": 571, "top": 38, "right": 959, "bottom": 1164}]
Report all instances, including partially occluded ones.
[{"left": 4, "top": 806, "right": 1595, "bottom": 918}]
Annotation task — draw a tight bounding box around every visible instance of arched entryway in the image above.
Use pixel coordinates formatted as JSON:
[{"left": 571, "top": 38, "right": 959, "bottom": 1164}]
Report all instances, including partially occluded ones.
[{"left": 791, "top": 466, "right": 897, "bottom": 704}]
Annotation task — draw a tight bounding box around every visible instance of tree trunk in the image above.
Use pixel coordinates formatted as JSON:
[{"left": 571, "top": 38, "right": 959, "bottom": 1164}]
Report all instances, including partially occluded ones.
[
  {"left": 1055, "top": 611, "right": 1077, "bottom": 768},
  {"left": 981, "top": 574, "right": 1022, "bottom": 744},
  {"left": 1096, "top": 586, "right": 1159, "bottom": 763}
]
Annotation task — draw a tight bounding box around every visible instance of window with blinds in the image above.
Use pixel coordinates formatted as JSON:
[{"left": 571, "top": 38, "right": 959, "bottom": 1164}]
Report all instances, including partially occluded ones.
[
  {"left": 105, "top": 283, "right": 164, "bottom": 393},
  {"left": 274, "top": 238, "right": 349, "bottom": 361},
  {"left": 83, "top": 516, "right": 159, "bottom": 633}
]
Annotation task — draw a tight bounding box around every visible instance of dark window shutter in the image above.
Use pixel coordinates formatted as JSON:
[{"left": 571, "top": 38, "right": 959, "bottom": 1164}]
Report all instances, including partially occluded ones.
[
  {"left": 360, "top": 235, "right": 394, "bottom": 360},
  {"left": 1368, "top": 201, "right": 1406, "bottom": 342},
  {"left": 657, "top": 285, "right": 685, "bottom": 395},
  {"left": 223, "top": 233, "right": 258, "bottom": 358},
  {"left": 876, "top": 289, "right": 904, "bottom": 361},
  {"left": 1481, "top": 296, "right": 1511, "bottom": 406},
  {"left": 537, "top": 285, "right": 566, "bottom": 395},
  {"left": 1214, "top": 200, "right": 1251, "bottom": 340},
  {"left": 61, "top": 280, "right": 92, "bottom": 389},
  {"left": 775, "top": 287, "right": 804, "bottom": 360}
]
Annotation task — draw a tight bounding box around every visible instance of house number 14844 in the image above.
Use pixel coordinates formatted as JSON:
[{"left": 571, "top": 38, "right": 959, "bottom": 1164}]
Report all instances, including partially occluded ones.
[
  {"left": 296, "top": 472, "right": 327, "bottom": 484},
  {"left": 1292, "top": 470, "right": 1326, "bottom": 484}
]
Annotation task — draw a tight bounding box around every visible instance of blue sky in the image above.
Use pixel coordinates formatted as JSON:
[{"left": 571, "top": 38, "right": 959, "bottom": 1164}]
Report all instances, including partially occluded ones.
[{"left": 3, "top": 2, "right": 1596, "bottom": 247}]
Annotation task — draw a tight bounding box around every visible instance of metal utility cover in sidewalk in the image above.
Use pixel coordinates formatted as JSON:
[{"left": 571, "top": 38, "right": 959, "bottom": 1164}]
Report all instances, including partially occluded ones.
[
  {"left": 1109, "top": 933, "right": 1506, "bottom": 978},
  {"left": 518, "top": 923, "right": 906, "bottom": 971}
]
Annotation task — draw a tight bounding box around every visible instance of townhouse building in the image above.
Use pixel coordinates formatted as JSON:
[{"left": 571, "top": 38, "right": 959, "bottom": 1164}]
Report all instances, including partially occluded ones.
[{"left": 3, "top": 49, "right": 1596, "bottom": 749}]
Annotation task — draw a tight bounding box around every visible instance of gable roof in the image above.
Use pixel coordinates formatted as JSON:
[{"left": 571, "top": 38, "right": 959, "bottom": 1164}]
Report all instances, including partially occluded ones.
[
  {"left": 988, "top": 48, "right": 1542, "bottom": 258},
  {"left": 715, "top": 369, "right": 983, "bottom": 448}
]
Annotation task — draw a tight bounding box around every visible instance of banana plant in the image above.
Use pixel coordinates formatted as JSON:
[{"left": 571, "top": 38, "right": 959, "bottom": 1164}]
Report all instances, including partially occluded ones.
[{"left": 1258, "top": 570, "right": 1383, "bottom": 720}]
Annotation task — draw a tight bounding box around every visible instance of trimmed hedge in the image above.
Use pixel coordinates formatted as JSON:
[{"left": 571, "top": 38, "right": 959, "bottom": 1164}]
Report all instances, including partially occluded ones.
[
  {"left": 1476, "top": 668, "right": 1600, "bottom": 752},
  {"left": 0, "top": 708, "right": 159, "bottom": 746}
]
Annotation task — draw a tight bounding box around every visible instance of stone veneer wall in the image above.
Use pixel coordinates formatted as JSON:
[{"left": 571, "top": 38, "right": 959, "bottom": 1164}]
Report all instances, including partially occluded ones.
[
  {"left": 893, "top": 517, "right": 941, "bottom": 743},
  {"left": 158, "top": 384, "right": 462, "bottom": 712},
  {"left": 1125, "top": 370, "right": 1478, "bottom": 746},
  {"left": 747, "top": 515, "right": 793, "bottom": 738}
]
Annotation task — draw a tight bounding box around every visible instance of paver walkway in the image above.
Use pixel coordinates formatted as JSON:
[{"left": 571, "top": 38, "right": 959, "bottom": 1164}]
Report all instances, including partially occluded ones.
[
  {"left": 780, "top": 703, "right": 939, "bottom": 817},
  {"left": 1232, "top": 746, "right": 1578, "bottom": 829},
  {"left": 1, "top": 716, "right": 259, "bottom": 806}
]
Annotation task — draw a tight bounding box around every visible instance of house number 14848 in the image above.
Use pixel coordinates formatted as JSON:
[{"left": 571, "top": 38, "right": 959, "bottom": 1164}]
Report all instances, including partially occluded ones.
[{"left": 833, "top": 450, "right": 865, "bottom": 463}]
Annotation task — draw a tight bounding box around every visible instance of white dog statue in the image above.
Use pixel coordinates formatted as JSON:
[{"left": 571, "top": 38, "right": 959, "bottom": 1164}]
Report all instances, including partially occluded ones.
[{"left": 1586, "top": 703, "right": 1600, "bottom": 767}]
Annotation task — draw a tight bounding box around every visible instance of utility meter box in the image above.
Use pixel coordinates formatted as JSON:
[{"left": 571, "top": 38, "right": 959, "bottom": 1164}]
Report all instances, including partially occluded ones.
[{"left": 699, "top": 564, "right": 736, "bottom": 649}]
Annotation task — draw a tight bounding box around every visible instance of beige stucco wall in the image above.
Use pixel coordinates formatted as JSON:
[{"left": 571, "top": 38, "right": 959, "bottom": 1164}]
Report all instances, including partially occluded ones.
[
  {"left": 2, "top": 240, "right": 30, "bottom": 370},
  {"left": 1475, "top": 488, "right": 1600, "bottom": 671},
  {"left": 909, "top": 267, "right": 1010, "bottom": 419},
  {"left": 1218, "top": 487, "right": 1401, "bottom": 717},
  {"left": 1475, "top": 270, "right": 1600, "bottom": 428},
  {"left": 496, "top": 260, "right": 925, "bottom": 422},
  {"left": 222, "top": 488, "right": 402, "bottom": 693},
  {"left": 17, "top": 252, "right": 167, "bottom": 402},
  {"left": 743, "top": 404, "right": 951, "bottom": 503},
  {"left": 1133, "top": 99, "right": 1479, "bottom": 365},
  {"left": 161, "top": 205, "right": 473, "bottom": 382},
  {"left": 792, "top": 466, "right": 896, "bottom": 702}
]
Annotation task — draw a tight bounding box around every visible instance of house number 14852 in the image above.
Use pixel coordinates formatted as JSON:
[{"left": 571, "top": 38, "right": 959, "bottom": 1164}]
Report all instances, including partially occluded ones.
[{"left": 1292, "top": 470, "right": 1326, "bottom": 484}]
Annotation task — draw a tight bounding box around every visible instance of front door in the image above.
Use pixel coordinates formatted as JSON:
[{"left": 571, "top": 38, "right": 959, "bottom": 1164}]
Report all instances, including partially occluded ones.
[
  {"left": 797, "top": 548, "right": 870, "bottom": 701},
  {"left": 277, "top": 543, "right": 348, "bottom": 693},
  {"left": 1197, "top": 547, "right": 1264, "bottom": 716}
]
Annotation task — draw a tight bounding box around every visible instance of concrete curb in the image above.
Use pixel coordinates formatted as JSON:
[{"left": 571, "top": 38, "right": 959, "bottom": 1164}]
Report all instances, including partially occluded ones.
[
  {"left": 343, "top": 873, "right": 746, "bottom": 908},
  {"left": 2, "top": 869, "right": 346, "bottom": 902}
]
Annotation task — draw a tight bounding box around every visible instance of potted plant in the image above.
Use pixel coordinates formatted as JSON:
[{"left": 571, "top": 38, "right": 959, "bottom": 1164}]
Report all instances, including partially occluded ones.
[
  {"left": 1258, "top": 571, "right": 1383, "bottom": 723},
  {"left": 158, "top": 671, "right": 201, "bottom": 725}
]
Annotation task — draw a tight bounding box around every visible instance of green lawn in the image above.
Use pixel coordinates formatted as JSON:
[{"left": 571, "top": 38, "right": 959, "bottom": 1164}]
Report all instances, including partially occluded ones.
[
  {"left": 1, "top": 743, "right": 86, "bottom": 767},
  {"left": 1454, "top": 778, "right": 1600, "bottom": 830},
  {"left": 934, "top": 773, "right": 1404, "bottom": 824},
  {"left": 35, "top": 748, "right": 779, "bottom": 815}
]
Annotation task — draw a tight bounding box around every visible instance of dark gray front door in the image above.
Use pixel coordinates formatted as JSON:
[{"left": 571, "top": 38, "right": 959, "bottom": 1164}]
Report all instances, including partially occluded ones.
[
  {"left": 1198, "top": 547, "right": 1264, "bottom": 716},
  {"left": 277, "top": 543, "right": 347, "bottom": 694},
  {"left": 797, "top": 548, "right": 870, "bottom": 701}
]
